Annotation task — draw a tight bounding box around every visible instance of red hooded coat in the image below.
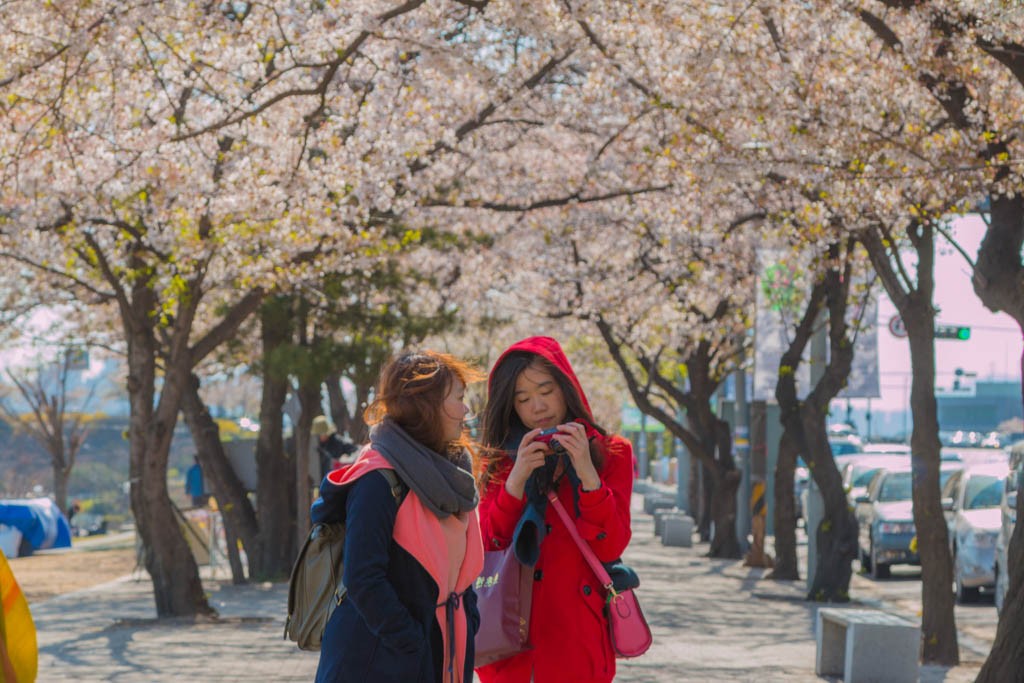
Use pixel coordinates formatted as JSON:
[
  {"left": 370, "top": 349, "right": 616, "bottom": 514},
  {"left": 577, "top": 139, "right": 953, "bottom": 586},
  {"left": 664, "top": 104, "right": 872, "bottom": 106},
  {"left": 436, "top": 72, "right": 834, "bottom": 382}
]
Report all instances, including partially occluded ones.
[{"left": 476, "top": 337, "right": 634, "bottom": 683}]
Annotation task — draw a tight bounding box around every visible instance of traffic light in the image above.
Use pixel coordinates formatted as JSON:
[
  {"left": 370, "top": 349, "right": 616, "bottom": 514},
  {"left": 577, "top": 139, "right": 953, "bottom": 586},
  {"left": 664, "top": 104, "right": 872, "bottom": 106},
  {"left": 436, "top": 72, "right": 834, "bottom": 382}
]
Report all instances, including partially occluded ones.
[{"left": 935, "top": 324, "right": 971, "bottom": 340}]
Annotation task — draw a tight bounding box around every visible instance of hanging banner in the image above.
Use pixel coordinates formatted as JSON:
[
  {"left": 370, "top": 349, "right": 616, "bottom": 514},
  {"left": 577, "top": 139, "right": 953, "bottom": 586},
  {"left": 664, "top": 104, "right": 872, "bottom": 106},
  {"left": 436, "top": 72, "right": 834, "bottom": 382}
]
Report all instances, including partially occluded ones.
[
  {"left": 839, "top": 291, "right": 880, "bottom": 399},
  {"left": 753, "top": 252, "right": 811, "bottom": 401}
]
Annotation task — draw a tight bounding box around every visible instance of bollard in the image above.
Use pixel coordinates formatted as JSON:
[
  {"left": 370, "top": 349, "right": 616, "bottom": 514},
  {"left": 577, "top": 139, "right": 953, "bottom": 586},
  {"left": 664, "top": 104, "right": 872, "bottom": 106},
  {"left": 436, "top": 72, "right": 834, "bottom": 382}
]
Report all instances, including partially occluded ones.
[
  {"left": 644, "top": 493, "right": 676, "bottom": 515},
  {"left": 653, "top": 507, "right": 679, "bottom": 537},
  {"left": 661, "top": 513, "right": 694, "bottom": 547}
]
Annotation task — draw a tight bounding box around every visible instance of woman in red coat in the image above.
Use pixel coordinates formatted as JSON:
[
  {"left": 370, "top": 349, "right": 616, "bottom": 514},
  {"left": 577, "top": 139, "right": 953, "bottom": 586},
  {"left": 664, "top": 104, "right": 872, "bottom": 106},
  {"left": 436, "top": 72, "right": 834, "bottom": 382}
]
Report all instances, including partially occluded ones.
[{"left": 475, "top": 336, "right": 635, "bottom": 683}]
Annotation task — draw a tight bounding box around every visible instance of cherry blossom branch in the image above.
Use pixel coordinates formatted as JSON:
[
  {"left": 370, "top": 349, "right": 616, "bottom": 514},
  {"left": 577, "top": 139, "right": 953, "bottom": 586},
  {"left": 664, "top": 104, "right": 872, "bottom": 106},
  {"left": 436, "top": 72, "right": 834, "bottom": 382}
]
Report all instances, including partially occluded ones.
[{"left": 170, "top": 0, "right": 428, "bottom": 141}]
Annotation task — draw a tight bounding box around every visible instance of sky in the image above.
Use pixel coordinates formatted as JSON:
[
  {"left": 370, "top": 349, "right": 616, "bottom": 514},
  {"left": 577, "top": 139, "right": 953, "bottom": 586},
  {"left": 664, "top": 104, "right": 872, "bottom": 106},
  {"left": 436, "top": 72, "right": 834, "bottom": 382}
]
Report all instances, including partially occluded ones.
[{"left": 869, "top": 214, "right": 1023, "bottom": 413}]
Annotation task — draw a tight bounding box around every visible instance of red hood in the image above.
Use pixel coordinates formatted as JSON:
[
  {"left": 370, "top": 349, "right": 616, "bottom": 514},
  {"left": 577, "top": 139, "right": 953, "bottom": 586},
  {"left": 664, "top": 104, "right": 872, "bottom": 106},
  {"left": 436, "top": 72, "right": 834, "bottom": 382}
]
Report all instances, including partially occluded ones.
[{"left": 489, "top": 336, "right": 593, "bottom": 419}]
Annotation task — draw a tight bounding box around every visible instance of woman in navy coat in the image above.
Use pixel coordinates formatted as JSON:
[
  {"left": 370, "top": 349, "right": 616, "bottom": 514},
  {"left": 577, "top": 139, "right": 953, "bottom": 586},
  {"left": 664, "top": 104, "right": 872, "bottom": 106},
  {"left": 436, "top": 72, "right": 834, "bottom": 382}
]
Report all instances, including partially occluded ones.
[{"left": 311, "top": 351, "right": 485, "bottom": 683}]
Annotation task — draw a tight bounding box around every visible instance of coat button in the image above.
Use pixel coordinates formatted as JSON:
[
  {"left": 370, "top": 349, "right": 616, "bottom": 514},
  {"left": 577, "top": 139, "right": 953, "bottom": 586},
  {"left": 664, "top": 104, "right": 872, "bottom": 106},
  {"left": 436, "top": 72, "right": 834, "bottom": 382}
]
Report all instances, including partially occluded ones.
[
  {"left": 534, "top": 570, "right": 543, "bottom": 581},
  {"left": 545, "top": 524, "right": 552, "bottom": 533},
  {"left": 492, "top": 538, "right": 501, "bottom": 548},
  {"left": 582, "top": 585, "right": 592, "bottom": 595},
  {"left": 597, "top": 532, "right": 607, "bottom": 540}
]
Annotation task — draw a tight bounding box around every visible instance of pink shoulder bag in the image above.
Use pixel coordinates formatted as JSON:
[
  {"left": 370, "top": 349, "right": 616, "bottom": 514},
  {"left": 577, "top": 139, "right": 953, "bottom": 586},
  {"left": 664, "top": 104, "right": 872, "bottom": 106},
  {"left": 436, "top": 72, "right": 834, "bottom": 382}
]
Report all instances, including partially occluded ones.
[{"left": 547, "top": 492, "right": 653, "bottom": 658}]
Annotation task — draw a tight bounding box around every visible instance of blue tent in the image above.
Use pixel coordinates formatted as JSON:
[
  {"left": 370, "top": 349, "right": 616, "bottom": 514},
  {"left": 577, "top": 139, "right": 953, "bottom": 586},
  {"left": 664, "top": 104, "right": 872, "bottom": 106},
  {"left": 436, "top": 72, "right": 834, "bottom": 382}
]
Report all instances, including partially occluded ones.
[{"left": 0, "top": 498, "right": 73, "bottom": 555}]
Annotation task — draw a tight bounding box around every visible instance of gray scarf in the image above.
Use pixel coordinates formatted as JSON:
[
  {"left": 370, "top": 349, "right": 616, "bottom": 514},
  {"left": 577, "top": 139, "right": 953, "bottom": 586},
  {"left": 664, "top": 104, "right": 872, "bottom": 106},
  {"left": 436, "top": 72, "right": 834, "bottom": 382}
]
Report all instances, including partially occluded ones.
[{"left": 370, "top": 418, "right": 479, "bottom": 518}]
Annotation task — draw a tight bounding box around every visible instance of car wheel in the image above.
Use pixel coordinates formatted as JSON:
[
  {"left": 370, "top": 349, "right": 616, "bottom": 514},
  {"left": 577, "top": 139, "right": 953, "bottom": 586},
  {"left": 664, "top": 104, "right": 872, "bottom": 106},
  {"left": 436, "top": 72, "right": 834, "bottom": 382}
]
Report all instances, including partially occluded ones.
[
  {"left": 859, "top": 544, "right": 871, "bottom": 573},
  {"left": 954, "top": 562, "right": 979, "bottom": 604},
  {"left": 869, "top": 542, "right": 890, "bottom": 580}
]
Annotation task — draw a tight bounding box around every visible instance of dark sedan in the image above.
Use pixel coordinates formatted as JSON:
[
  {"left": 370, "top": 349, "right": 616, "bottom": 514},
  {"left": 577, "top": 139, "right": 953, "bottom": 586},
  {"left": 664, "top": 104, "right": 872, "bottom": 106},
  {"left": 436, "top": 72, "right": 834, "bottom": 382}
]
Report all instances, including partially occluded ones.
[
  {"left": 855, "top": 462, "right": 962, "bottom": 579},
  {"left": 855, "top": 467, "right": 918, "bottom": 578}
]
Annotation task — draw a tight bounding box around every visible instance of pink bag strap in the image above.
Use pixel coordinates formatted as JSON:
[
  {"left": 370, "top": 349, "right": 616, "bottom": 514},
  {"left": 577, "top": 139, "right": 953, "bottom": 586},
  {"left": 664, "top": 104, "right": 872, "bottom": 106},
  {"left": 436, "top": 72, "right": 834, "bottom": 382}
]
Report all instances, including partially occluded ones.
[{"left": 546, "top": 491, "right": 616, "bottom": 594}]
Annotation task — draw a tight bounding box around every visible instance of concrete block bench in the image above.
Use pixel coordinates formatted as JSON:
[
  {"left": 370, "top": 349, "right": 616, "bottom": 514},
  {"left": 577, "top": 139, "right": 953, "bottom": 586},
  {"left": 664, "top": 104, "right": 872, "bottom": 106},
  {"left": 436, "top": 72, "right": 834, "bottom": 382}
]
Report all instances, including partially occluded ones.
[
  {"left": 815, "top": 608, "right": 918, "bottom": 682},
  {"left": 661, "top": 513, "right": 694, "bottom": 547},
  {"left": 643, "top": 493, "right": 676, "bottom": 515},
  {"left": 653, "top": 507, "right": 678, "bottom": 536}
]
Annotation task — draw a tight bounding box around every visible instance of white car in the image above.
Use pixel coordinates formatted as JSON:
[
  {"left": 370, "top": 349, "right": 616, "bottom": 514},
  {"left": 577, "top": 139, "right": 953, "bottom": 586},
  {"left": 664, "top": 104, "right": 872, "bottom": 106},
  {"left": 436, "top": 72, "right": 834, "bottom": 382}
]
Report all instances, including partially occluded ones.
[
  {"left": 842, "top": 455, "right": 911, "bottom": 507},
  {"left": 942, "top": 462, "right": 1008, "bottom": 603},
  {"left": 995, "top": 442, "right": 1024, "bottom": 613}
]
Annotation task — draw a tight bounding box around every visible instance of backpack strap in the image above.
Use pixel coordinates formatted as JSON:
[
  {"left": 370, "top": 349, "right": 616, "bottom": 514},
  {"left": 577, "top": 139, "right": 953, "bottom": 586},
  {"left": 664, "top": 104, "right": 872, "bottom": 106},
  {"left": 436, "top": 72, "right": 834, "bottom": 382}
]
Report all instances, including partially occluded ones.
[{"left": 378, "top": 468, "right": 408, "bottom": 506}]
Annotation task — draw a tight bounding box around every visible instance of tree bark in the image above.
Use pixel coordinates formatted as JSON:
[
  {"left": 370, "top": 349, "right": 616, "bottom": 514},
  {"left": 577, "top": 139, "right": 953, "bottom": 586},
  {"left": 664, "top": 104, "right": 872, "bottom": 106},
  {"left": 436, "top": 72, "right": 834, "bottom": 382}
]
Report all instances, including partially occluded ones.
[
  {"left": 325, "top": 371, "right": 351, "bottom": 438},
  {"left": 350, "top": 378, "right": 373, "bottom": 444},
  {"left": 53, "top": 464, "right": 69, "bottom": 522},
  {"left": 863, "top": 225, "right": 958, "bottom": 665},
  {"left": 904, "top": 310, "right": 958, "bottom": 665},
  {"left": 595, "top": 318, "right": 742, "bottom": 558},
  {"left": 252, "top": 299, "right": 298, "bottom": 580},
  {"left": 707, "top": 416, "right": 742, "bottom": 558},
  {"left": 181, "top": 373, "right": 259, "bottom": 584},
  {"left": 969, "top": 193, "right": 1024, "bottom": 680},
  {"left": 126, "top": 317, "right": 212, "bottom": 617},
  {"left": 769, "top": 427, "right": 800, "bottom": 580},
  {"left": 294, "top": 377, "right": 322, "bottom": 536},
  {"left": 802, "top": 407, "right": 857, "bottom": 602},
  {"left": 771, "top": 243, "right": 859, "bottom": 599}
]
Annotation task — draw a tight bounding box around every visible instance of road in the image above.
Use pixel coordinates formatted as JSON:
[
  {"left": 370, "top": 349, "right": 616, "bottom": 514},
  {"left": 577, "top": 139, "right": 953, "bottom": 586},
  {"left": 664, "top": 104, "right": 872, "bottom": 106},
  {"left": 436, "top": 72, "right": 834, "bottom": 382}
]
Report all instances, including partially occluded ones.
[{"left": 851, "top": 563, "right": 998, "bottom": 659}]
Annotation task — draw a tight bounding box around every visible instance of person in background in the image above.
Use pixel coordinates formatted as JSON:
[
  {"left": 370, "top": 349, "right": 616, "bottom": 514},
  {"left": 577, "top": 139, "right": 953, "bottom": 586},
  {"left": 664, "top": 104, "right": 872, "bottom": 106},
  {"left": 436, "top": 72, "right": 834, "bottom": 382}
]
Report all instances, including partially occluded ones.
[
  {"left": 312, "top": 415, "right": 359, "bottom": 478},
  {"left": 476, "top": 336, "right": 635, "bottom": 683},
  {"left": 184, "top": 456, "right": 207, "bottom": 508},
  {"left": 311, "top": 351, "right": 484, "bottom": 683}
]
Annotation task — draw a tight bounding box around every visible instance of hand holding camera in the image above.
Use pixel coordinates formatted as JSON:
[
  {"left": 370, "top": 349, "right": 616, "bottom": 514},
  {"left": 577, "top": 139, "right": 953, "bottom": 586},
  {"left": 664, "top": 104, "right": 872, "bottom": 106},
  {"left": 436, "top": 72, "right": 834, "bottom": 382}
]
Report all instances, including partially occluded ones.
[{"left": 534, "top": 422, "right": 601, "bottom": 492}]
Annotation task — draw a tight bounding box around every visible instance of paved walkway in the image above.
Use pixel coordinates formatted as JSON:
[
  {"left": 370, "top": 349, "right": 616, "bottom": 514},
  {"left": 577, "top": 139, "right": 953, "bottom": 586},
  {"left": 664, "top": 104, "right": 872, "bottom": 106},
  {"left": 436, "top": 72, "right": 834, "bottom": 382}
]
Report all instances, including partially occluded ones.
[{"left": 30, "top": 489, "right": 988, "bottom": 682}]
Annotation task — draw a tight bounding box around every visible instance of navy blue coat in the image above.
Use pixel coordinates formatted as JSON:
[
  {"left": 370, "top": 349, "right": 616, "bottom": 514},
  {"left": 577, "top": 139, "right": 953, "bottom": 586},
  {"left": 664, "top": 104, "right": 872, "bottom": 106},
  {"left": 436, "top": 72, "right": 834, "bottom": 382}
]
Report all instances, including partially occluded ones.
[{"left": 311, "top": 470, "right": 479, "bottom": 683}]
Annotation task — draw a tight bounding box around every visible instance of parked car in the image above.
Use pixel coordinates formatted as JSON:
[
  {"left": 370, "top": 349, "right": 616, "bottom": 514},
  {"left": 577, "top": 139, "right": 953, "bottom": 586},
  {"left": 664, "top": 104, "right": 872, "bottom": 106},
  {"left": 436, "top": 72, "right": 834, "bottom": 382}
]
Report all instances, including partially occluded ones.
[
  {"left": 861, "top": 443, "right": 912, "bottom": 456},
  {"left": 995, "top": 442, "right": 1024, "bottom": 613},
  {"left": 856, "top": 466, "right": 918, "bottom": 579},
  {"left": 941, "top": 462, "right": 1007, "bottom": 603},
  {"left": 856, "top": 462, "right": 962, "bottom": 579},
  {"left": 842, "top": 455, "right": 911, "bottom": 507}
]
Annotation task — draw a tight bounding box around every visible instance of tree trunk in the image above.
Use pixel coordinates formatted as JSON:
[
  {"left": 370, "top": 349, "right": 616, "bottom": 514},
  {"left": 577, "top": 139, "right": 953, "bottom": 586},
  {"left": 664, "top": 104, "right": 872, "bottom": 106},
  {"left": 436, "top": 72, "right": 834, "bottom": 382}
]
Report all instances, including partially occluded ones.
[
  {"left": 252, "top": 299, "right": 297, "bottom": 580},
  {"left": 769, "top": 427, "right": 800, "bottom": 580},
  {"left": 697, "top": 464, "right": 713, "bottom": 542},
  {"left": 688, "top": 457, "right": 700, "bottom": 526},
  {"left": 350, "top": 379, "right": 373, "bottom": 444},
  {"left": 181, "top": 374, "right": 259, "bottom": 585},
  {"left": 325, "top": 371, "right": 351, "bottom": 438},
  {"left": 126, "top": 323, "right": 212, "bottom": 617},
  {"left": 294, "top": 378, "right": 322, "bottom": 536},
  {"left": 771, "top": 245, "right": 859, "bottom": 598},
  {"left": 904, "top": 313, "right": 959, "bottom": 664},
  {"left": 971, "top": 193, "right": 1024, "bottom": 680},
  {"left": 52, "top": 464, "right": 69, "bottom": 520},
  {"left": 707, "top": 465, "right": 742, "bottom": 558},
  {"left": 802, "top": 409, "right": 857, "bottom": 602},
  {"left": 977, "top": 385, "right": 1024, "bottom": 680}
]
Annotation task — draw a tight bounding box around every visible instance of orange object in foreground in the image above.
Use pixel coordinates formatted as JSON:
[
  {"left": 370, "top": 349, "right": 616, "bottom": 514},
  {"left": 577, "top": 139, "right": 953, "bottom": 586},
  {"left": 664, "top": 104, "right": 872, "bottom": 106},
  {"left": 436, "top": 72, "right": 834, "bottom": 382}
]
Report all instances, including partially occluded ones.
[{"left": 0, "top": 550, "right": 37, "bottom": 683}]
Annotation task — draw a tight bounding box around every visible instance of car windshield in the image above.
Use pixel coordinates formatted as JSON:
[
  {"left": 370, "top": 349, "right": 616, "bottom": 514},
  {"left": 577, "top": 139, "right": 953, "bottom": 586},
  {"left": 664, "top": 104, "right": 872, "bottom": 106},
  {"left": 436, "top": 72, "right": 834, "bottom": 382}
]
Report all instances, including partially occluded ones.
[
  {"left": 940, "top": 469, "right": 958, "bottom": 488},
  {"left": 878, "top": 472, "right": 913, "bottom": 502},
  {"left": 964, "top": 475, "right": 1003, "bottom": 510},
  {"left": 853, "top": 466, "right": 882, "bottom": 487}
]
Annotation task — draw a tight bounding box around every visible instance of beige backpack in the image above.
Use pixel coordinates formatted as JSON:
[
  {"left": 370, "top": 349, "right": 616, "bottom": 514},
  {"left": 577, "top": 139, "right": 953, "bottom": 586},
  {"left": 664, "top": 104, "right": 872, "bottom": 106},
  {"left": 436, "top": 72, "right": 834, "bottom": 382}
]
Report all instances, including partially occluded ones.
[{"left": 284, "top": 468, "right": 405, "bottom": 650}]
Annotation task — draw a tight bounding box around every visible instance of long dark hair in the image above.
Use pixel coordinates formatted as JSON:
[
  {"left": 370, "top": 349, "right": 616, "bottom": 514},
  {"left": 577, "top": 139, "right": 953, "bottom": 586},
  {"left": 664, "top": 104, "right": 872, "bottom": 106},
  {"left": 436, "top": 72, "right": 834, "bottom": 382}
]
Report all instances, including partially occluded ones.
[
  {"left": 365, "top": 350, "right": 483, "bottom": 457},
  {"left": 480, "top": 351, "right": 607, "bottom": 487}
]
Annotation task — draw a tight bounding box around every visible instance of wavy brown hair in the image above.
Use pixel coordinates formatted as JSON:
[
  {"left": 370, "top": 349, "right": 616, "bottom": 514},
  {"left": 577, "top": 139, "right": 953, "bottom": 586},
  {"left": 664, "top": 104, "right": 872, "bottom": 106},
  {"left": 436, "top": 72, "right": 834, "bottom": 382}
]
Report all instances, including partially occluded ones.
[
  {"left": 365, "top": 350, "right": 484, "bottom": 458},
  {"left": 479, "top": 352, "right": 607, "bottom": 488}
]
